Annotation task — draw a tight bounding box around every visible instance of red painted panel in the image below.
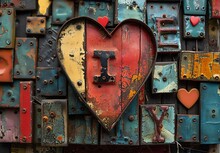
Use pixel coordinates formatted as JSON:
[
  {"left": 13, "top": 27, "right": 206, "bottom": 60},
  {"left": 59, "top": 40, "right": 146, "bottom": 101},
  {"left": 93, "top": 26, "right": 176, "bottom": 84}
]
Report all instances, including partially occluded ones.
[
  {"left": 0, "top": 49, "right": 13, "bottom": 82},
  {"left": 212, "top": 0, "right": 220, "bottom": 18},
  {"left": 19, "top": 81, "right": 33, "bottom": 143}
]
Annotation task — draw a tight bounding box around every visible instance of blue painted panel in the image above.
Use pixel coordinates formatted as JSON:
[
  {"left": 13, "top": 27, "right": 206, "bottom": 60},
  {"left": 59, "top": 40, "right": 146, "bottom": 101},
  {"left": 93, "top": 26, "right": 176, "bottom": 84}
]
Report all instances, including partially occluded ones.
[
  {"left": 68, "top": 84, "right": 90, "bottom": 115},
  {"left": 183, "top": 0, "right": 207, "bottom": 15},
  {"left": 100, "top": 94, "right": 139, "bottom": 145},
  {"left": 176, "top": 114, "right": 199, "bottom": 142},
  {"left": 36, "top": 67, "right": 67, "bottom": 96},
  {"left": 116, "top": 0, "right": 146, "bottom": 23},
  {"left": 184, "top": 15, "right": 205, "bottom": 38},
  {"left": 141, "top": 104, "right": 175, "bottom": 144},
  {"left": 14, "top": 38, "right": 37, "bottom": 79},
  {"left": 79, "top": 1, "right": 114, "bottom": 26},
  {"left": 200, "top": 83, "right": 220, "bottom": 144},
  {"left": 152, "top": 62, "right": 178, "bottom": 93},
  {"left": 68, "top": 115, "right": 99, "bottom": 144},
  {"left": 0, "top": 81, "right": 20, "bottom": 108},
  {"left": 147, "top": 3, "right": 181, "bottom": 52}
]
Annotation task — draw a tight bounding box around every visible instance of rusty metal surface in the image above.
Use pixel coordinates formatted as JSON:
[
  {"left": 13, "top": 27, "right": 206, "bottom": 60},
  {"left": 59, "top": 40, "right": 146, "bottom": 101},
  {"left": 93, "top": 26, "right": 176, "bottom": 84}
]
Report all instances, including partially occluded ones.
[
  {"left": 141, "top": 104, "right": 175, "bottom": 144},
  {"left": 26, "top": 17, "right": 46, "bottom": 35},
  {"left": 1, "top": 0, "right": 37, "bottom": 10},
  {"left": 14, "top": 38, "right": 37, "bottom": 79},
  {"left": 33, "top": 103, "right": 41, "bottom": 144},
  {"left": 0, "top": 49, "right": 13, "bottom": 82},
  {"left": 57, "top": 17, "right": 157, "bottom": 131},
  {"left": 19, "top": 81, "right": 33, "bottom": 143},
  {"left": 152, "top": 62, "right": 178, "bottom": 93},
  {"left": 183, "top": 0, "right": 207, "bottom": 15},
  {"left": 180, "top": 51, "right": 220, "bottom": 81},
  {"left": 209, "top": 19, "right": 220, "bottom": 52},
  {"left": 211, "top": 0, "right": 220, "bottom": 18},
  {"left": 0, "top": 109, "right": 19, "bottom": 142},
  {"left": 41, "top": 99, "right": 67, "bottom": 146},
  {"left": 68, "top": 115, "right": 99, "bottom": 144},
  {"left": 176, "top": 114, "right": 199, "bottom": 142},
  {"left": 0, "top": 8, "right": 15, "bottom": 49}
]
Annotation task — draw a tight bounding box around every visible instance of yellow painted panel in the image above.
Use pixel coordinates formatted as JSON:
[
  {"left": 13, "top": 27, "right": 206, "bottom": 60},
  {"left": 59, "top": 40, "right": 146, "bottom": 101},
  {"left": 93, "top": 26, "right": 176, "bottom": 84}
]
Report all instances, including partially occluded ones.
[
  {"left": 200, "top": 53, "right": 212, "bottom": 79},
  {"left": 58, "top": 21, "right": 85, "bottom": 94},
  {"left": 38, "top": 0, "right": 51, "bottom": 15},
  {"left": 212, "top": 52, "right": 220, "bottom": 79},
  {"left": 192, "top": 53, "right": 200, "bottom": 79}
]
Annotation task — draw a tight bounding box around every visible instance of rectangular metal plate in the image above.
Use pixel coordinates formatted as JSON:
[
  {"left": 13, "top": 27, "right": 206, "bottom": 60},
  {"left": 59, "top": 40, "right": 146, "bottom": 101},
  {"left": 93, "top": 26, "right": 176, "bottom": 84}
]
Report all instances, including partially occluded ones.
[
  {"left": 0, "top": 81, "right": 20, "bottom": 108},
  {"left": 212, "top": 0, "right": 220, "bottom": 18},
  {"left": 183, "top": 15, "right": 205, "bottom": 38},
  {"left": 68, "top": 84, "right": 89, "bottom": 115},
  {"left": 38, "top": 26, "right": 59, "bottom": 67},
  {"left": 79, "top": 1, "right": 114, "bottom": 27},
  {"left": 152, "top": 62, "right": 178, "bottom": 93},
  {"left": 14, "top": 38, "right": 37, "bottom": 79},
  {"left": 0, "top": 109, "right": 19, "bottom": 142},
  {"left": 20, "top": 82, "right": 33, "bottom": 143},
  {"left": 41, "top": 99, "right": 67, "bottom": 146},
  {"left": 0, "top": 49, "right": 13, "bottom": 82},
  {"left": 183, "top": 0, "right": 207, "bottom": 15},
  {"left": 26, "top": 17, "right": 46, "bottom": 35},
  {"left": 200, "top": 83, "right": 220, "bottom": 144},
  {"left": 100, "top": 94, "right": 139, "bottom": 145},
  {"left": 1, "top": 0, "right": 37, "bottom": 10},
  {"left": 0, "top": 8, "right": 15, "bottom": 49},
  {"left": 180, "top": 51, "right": 220, "bottom": 81},
  {"left": 52, "top": 0, "right": 74, "bottom": 25},
  {"left": 16, "top": 12, "right": 31, "bottom": 37},
  {"left": 141, "top": 104, "right": 175, "bottom": 144},
  {"left": 209, "top": 19, "right": 220, "bottom": 52},
  {"left": 68, "top": 115, "right": 99, "bottom": 144},
  {"left": 115, "top": 0, "right": 146, "bottom": 23},
  {"left": 36, "top": 67, "right": 67, "bottom": 96},
  {"left": 147, "top": 3, "right": 181, "bottom": 52},
  {"left": 176, "top": 114, "right": 199, "bottom": 142},
  {"left": 33, "top": 103, "right": 42, "bottom": 143},
  {"left": 37, "top": 0, "right": 51, "bottom": 16}
]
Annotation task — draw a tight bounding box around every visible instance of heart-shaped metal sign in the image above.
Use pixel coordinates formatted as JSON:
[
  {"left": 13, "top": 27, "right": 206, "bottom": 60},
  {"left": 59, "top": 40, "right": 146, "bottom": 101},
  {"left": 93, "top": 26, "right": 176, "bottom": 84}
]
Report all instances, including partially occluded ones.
[{"left": 57, "top": 17, "right": 157, "bottom": 131}]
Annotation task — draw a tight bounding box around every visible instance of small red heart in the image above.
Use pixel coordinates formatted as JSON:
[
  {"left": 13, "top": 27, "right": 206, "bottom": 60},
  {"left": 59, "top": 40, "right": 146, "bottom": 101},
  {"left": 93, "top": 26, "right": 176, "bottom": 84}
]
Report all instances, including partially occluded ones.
[
  {"left": 190, "top": 16, "right": 200, "bottom": 26},
  {"left": 97, "top": 16, "right": 109, "bottom": 27},
  {"left": 177, "top": 88, "right": 199, "bottom": 109}
]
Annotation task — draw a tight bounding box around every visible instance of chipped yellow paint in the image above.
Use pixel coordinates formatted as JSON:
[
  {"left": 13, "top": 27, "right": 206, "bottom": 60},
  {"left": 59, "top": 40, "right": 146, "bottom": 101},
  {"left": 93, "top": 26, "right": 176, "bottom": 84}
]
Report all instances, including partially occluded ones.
[
  {"left": 193, "top": 53, "right": 200, "bottom": 79},
  {"left": 212, "top": 52, "right": 220, "bottom": 78},
  {"left": 131, "top": 73, "right": 142, "bottom": 82},
  {"left": 58, "top": 21, "right": 85, "bottom": 94},
  {"left": 180, "top": 52, "right": 193, "bottom": 79},
  {"left": 38, "top": 0, "right": 51, "bottom": 15},
  {"left": 199, "top": 53, "right": 212, "bottom": 79},
  {"left": 128, "top": 90, "right": 136, "bottom": 100}
]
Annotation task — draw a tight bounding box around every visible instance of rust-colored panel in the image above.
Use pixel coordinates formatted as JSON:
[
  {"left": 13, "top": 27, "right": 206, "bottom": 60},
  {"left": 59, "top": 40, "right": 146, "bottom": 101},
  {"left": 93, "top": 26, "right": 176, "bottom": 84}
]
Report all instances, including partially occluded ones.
[
  {"left": 57, "top": 17, "right": 157, "bottom": 131},
  {"left": 212, "top": 0, "right": 220, "bottom": 18},
  {"left": 20, "top": 81, "right": 33, "bottom": 143},
  {"left": 26, "top": 17, "right": 46, "bottom": 35},
  {"left": 0, "top": 49, "right": 13, "bottom": 82},
  {"left": 180, "top": 51, "right": 220, "bottom": 81}
]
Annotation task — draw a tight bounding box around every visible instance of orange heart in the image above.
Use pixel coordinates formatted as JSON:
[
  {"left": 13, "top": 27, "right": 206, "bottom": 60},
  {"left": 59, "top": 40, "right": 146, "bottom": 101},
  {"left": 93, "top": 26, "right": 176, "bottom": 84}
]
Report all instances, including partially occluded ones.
[
  {"left": 190, "top": 16, "right": 200, "bottom": 26},
  {"left": 177, "top": 88, "right": 199, "bottom": 109},
  {"left": 97, "top": 16, "right": 109, "bottom": 27}
]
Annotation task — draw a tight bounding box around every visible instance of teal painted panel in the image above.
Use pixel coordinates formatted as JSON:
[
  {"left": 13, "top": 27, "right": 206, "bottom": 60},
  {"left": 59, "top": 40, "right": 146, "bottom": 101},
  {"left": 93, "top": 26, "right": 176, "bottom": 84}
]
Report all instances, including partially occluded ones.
[
  {"left": 116, "top": 0, "right": 146, "bottom": 23},
  {"left": 200, "top": 83, "right": 220, "bottom": 144},
  {"left": 141, "top": 104, "right": 175, "bottom": 144},
  {"left": 52, "top": 0, "right": 74, "bottom": 25},
  {"left": 68, "top": 115, "right": 99, "bottom": 144},
  {"left": 100, "top": 94, "right": 139, "bottom": 145},
  {"left": 79, "top": 1, "right": 114, "bottom": 26},
  {"left": 152, "top": 62, "right": 178, "bottom": 93},
  {"left": 184, "top": 15, "right": 205, "bottom": 38},
  {"left": 183, "top": 0, "right": 207, "bottom": 15},
  {"left": 14, "top": 37, "right": 37, "bottom": 79},
  {"left": 147, "top": 3, "right": 181, "bottom": 52},
  {"left": 176, "top": 114, "right": 199, "bottom": 142},
  {"left": 0, "top": 81, "right": 20, "bottom": 108}
]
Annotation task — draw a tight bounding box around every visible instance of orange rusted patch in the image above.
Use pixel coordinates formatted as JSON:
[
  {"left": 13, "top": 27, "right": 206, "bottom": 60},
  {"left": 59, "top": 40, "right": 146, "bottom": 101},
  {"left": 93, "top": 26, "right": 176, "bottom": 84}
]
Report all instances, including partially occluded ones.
[{"left": 57, "top": 135, "right": 63, "bottom": 143}]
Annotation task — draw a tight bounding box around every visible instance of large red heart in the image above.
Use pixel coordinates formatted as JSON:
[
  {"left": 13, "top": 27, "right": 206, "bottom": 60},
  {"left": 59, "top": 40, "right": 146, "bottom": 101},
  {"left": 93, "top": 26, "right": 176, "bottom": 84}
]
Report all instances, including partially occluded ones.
[
  {"left": 57, "top": 17, "right": 157, "bottom": 131},
  {"left": 177, "top": 88, "right": 199, "bottom": 109},
  {"left": 97, "top": 16, "right": 109, "bottom": 27},
  {"left": 190, "top": 16, "right": 200, "bottom": 26}
]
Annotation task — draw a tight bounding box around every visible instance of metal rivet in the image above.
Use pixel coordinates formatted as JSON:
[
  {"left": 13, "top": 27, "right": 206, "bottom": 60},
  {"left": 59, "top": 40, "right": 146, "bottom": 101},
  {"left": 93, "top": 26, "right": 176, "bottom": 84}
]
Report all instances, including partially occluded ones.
[
  {"left": 212, "top": 109, "right": 215, "bottom": 113},
  {"left": 43, "top": 80, "right": 48, "bottom": 85},
  {"left": 77, "top": 80, "right": 82, "bottom": 86},
  {"left": 11, "top": 97, "right": 15, "bottom": 102},
  {"left": 7, "top": 91, "right": 12, "bottom": 97},
  {"left": 153, "top": 88, "right": 157, "bottom": 93},
  {"left": 40, "top": 19, "right": 44, "bottom": 23},
  {"left": 27, "top": 18, "right": 31, "bottom": 22},
  {"left": 193, "top": 118, "right": 196, "bottom": 122},
  {"left": 212, "top": 114, "right": 216, "bottom": 118},
  {"left": 200, "top": 32, "right": 204, "bottom": 37},
  {"left": 29, "top": 70, "right": 33, "bottom": 75},
  {"left": 202, "top": 85, "right": 207, "bottom": 90},
  {"left": 23, "top": 85, "right": 27, "bottom": 90},
  {"left": 192, "top": 136, "right": 197, "bottom": 141},
  {"left": 17, "top": 42, "right": 21, "bottom": 47},
  {"left": 7, "top": 10, "right": 11, "bottom": 15},
  {"left": 186, "top": 32, "right": 190, "bottom": 36},
  {"left": 128, "top": 115, "right": 134, "bottom": 121},
  {"left": 179, "top": 118, "right": 183, "bottom": 123},
  {"left": 76, "top": 25, "right": 82, "bottom": 30},
  {"left": 129, "top": 140, "right": 133, "bottom": 145},
  {"left": 58, "top": 90, "right": 63, "bottom": 95},
  {"left": 179, "top": 136, "right": 183, "bottom": 140},
  {"left": 22, "top": 137, "right": 26, "bottom": 142},
  {"left": 162, "top": 77, "right": 167, "bottom": 82},
  {"left": 6, "top": 40, "right": 11, "bottom": 45},
  {"left": 50, "top": 112, "right": 56, "bottom": 118},
  {"left": 43, "top": 116, "right": 48, "bottom": 122},
  {"left": 204, "top": 136, "right": 208, "bottom": 141},
  {"left": 215, "top": 76, "right": 219, "bottom": 80},
  {"left": 26, "top": 29, "right": 31, "bottom": 33},
  {"left": 40, "top": 28, "right": 45, "bottom": 33},
  {"left": 49, "top": 80, "right": 53, "bottom": 84},
  {"left": 36, "top": 88, "right": 41, "bottom": 93},
  {"left": 46, "top": 126, "right": 52, "bottom": 131},
  {"left": 22, "top": 108, "right": 26, "bottom": 114},
  {"left": 184, "top": 56, "right": 187, "bottom": 60},
  {"left": 30, "top": 41, "right": 33, "bottom": 46}
]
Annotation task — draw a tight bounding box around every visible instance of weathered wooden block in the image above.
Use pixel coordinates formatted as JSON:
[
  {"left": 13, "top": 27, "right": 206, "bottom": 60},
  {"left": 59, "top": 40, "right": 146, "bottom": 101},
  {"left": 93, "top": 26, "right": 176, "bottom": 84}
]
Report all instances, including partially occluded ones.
[
  {"left": 141, "top": 104, "right": 175, "bottom": 144},
  {"left": 152, "top": 62, "right": 178, "bottom": 93}
]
